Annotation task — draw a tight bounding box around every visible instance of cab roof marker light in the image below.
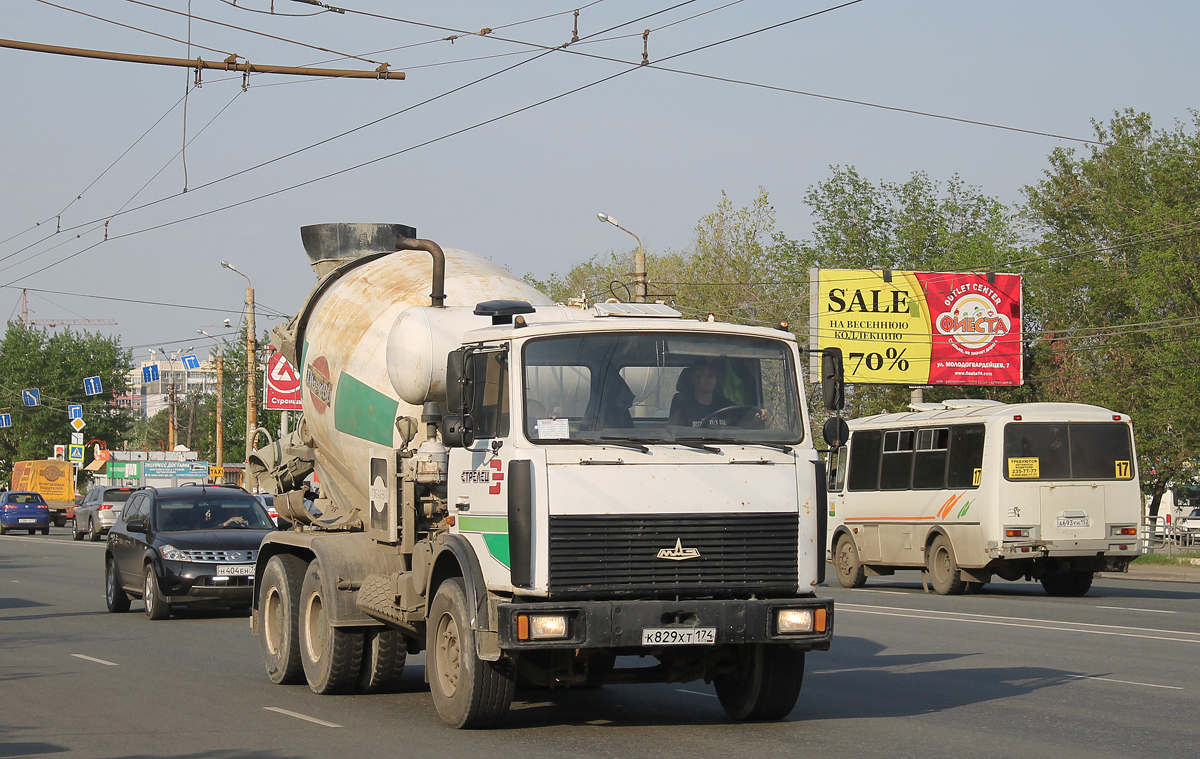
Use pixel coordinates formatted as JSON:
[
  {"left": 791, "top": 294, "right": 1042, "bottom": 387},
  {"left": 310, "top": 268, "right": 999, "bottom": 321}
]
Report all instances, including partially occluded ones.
[{"left": 1013, "top": 414, "right": 1022, "bottom": 420}]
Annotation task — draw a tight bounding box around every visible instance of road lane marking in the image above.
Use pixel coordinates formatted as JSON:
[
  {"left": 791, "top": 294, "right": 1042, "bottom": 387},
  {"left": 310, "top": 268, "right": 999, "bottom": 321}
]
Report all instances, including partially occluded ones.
[
  {"left": 263, "top": 707, "right": 343, "bottom": 728},
  {"left": 71, "top": 654, "right": 118, "bottom": 666},
  {"left": 839, "top": 604, "right": 1200, "bottom": 645},
  {"left": 1096, "top": 606, "right": 1177, "bottom": 614},
  {"left": 677, "top": 689, "right": 718, "bottom": 698},
  {"left": 1068, "top": 675, "right": 1182, "bottom": 690},
  {"left": 841, "top": 603, "right": 1200, "bottom": 637},
  {"left": 0, "top": 535, "right": 104, "bottom": 547},
  {"left": 853, "top": 589, "right": 908, "bottom": 595}
]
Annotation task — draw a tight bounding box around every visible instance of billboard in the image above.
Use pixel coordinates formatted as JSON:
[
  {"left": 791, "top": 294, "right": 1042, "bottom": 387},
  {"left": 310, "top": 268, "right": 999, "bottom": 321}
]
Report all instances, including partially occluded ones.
[{"left": 809, "top": 269, "right": 1023, "bottom": 386}]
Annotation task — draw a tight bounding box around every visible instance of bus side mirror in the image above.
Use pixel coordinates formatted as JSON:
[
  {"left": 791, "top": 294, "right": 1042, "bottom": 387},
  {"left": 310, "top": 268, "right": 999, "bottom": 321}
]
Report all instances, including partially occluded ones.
[{"left": 821, "top": 347, "right": 845, "bottom": 411}]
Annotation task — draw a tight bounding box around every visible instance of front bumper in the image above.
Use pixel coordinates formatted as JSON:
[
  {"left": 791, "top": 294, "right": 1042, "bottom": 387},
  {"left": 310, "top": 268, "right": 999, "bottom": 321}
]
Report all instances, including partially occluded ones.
[
  {"left": 497, "top": 597, "right": 833, "bottom": 650},
  {"left": 159, "top": 560, "right": 255, "bottom": 603}
]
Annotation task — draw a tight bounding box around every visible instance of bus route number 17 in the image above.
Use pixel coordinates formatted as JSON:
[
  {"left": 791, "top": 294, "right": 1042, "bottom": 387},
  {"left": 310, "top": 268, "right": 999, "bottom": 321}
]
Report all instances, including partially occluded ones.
[{"left": 1115, "top": 461, "right": 1131, "bottom": 479}]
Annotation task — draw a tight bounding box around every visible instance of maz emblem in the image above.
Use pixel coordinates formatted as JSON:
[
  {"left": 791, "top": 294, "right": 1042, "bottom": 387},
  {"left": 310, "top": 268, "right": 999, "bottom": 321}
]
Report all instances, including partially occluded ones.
[{"left": 657, "top": 538, "right": 701, "bottom": 561}]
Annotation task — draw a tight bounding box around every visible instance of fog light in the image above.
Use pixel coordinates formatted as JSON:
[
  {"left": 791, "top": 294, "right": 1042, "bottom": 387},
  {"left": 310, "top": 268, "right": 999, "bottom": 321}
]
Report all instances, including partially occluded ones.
[
  {"left": 519, "top": 614, "right": 569, "bottom": 640},
  {"left": 776, "top": 608, "right": 815, "bottom": 634}
]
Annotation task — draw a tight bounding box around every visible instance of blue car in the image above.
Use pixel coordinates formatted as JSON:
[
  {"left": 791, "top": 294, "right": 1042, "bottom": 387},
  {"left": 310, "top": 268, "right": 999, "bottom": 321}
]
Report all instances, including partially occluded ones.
[{"left": 0, "top": 491, "right": 52, "bottom": 535}]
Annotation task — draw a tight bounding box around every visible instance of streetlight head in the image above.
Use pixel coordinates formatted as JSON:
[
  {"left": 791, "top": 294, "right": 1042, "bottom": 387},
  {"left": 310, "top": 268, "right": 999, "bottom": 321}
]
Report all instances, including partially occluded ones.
[
  {"left": 197, "top": 329, "right": 205, "bottom": 336},
  {"left": 597, "top": 212, "right": 616, "bottom": 225},
  {"left": 220, "top": 261, "right": 233, "bottom": 270},
  {"left": 223, "top": 319, "right": 231, "bottom": 327}
]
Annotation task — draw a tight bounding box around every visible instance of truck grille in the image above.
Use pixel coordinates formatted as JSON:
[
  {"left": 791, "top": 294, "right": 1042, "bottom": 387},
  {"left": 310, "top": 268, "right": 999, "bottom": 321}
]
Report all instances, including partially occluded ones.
[{"left": 548, "top": 513, "right": 798, "bottom": 599}]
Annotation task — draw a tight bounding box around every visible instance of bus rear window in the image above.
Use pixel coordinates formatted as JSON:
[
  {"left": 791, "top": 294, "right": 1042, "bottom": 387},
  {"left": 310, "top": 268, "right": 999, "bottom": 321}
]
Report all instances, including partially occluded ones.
[{"left": 1004, "top": 422, "right": 1133, "bottom": 481}]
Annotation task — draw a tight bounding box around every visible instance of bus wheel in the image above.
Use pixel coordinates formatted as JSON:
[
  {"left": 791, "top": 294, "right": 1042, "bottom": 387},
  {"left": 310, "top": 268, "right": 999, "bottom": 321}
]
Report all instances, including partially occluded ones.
[
  {"left": 1041, "top": 571, "right": 1093, "bottom": 597},
  {"left": 715, "top": 644, "right": 805, "bottom": 720},
  {"left": 927, "top": 535, "right": 966, "bottom": 595},
  {"left": 834, "top": 535, "right": 867, "bottom": 588}
]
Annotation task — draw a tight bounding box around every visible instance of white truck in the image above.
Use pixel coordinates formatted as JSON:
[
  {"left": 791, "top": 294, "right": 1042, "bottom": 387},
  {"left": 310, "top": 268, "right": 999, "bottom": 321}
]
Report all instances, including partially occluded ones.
[{"left": 249, "top": 223, "right": 835, "bottom": 728}]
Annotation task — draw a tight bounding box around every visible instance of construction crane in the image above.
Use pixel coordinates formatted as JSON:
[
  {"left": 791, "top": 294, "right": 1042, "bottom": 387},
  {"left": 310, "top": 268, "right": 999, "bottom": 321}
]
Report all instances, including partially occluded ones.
[{"left": 20, "top": 289, "right": 117, "bottom": 328}]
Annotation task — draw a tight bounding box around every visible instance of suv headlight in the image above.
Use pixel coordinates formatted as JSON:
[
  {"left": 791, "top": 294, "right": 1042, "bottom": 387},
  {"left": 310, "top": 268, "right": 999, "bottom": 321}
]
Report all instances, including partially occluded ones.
[{"left": 159, "top": 544, "right": 187, "bottom": 561}]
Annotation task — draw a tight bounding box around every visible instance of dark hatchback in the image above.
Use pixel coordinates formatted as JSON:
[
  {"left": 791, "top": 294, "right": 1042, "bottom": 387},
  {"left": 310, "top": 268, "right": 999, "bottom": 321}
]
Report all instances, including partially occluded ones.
[{"left": 104, "top": 486, "right": 277, "bottom": 619}]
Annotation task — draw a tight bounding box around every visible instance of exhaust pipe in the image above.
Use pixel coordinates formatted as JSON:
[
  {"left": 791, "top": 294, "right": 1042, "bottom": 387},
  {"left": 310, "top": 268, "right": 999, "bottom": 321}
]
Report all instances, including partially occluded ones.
[{"left": 396, "top": 236, "right": 445, "bottom": 308}]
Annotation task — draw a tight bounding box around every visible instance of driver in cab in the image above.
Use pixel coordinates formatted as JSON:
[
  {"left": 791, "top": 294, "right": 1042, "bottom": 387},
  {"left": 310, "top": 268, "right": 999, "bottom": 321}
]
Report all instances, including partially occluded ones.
[{"left": 669, "top": 357, "right": 768, "bottom": 430}]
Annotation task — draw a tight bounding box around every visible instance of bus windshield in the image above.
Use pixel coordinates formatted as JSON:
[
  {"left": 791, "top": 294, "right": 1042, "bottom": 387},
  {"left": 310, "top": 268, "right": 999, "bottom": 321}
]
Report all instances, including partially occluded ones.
[
  {"left": 522, "top": 332, "right": 803, "bottom": 446},
  {"left": 1003, "top": 422, "right": 1134, "bottom": 481}
]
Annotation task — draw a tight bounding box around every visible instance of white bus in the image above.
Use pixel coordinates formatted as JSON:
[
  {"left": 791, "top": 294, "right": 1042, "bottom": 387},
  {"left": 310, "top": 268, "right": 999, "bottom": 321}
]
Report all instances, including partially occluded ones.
[{"left": 825, "top": 400, "right": 1141, "bottom": 596}]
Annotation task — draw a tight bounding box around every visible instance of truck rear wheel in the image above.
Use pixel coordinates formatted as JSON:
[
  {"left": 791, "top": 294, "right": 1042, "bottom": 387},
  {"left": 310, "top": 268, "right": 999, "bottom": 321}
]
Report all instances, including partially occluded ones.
[
  {"left": 1041, "top": 570, "right": 1093, "bottom": 597},
  {"left": 834, "top": 534, "right": 867, "bottom": 588},
  {"left": 927, "top": 535, "right": 966, "bottom": 595},
  {"left": 427, "top": 578, "right": 515, "bottom": 728},
  {"left": 299, "top": 558, "right": 364, "bottom": 694},
  {"left": 260, "top": 553, "right": 308, "bottom": 685},
  {"left": 714, "top": 645, "right": 805, "bottom": 720},
  {"left": 357, "top": 627, "right": 408, "bottom": 693}
]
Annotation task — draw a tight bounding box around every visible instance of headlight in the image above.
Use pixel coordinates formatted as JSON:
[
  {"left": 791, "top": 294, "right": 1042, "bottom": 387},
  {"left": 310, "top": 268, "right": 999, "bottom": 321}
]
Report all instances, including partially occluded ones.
[
  {"left": 776, "top": 608, "right": 816, "bottom": 634},
  {"left": 159, "top": 544, "right": 187, "bottom": 561},
  {"left": 517, "top": 613, "right": 570, "bottom": 640}
]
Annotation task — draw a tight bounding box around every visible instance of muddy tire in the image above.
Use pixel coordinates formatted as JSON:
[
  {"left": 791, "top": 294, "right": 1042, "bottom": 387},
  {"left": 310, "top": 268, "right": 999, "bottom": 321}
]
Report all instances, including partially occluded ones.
[
  {"left": 427, "top": 578, "right": 515, "bottom": 728},
  {"left": 834, "top": 534, "right": 867, "bottom": 589},
  {"left": 299, "top": 559, "right": 364, "bottom": 694},
  {"left": 143, "top": 566, "right": 170, "bottom": 620},
  {"left": 926, "top": 535, "right": 966, "bottom": 595},
  {"left": 260, "top": 553, "right": 308, "bottom": 685},
  {"left": 357, "top": 627, "right": 408, "bottom": 694},
  {"left": 105, "top": 557, "right": 131, "bottom": 613},
  {"left": 715, "top": 644, "right": 805, "bottom": 720}
]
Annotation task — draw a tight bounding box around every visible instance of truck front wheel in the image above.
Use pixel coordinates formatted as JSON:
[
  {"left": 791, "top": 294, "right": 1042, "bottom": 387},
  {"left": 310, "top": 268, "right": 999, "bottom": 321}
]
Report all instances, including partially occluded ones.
[
  {"left": 427, "top": 578, "right": 515, "bottom": 728},
  {"left": 299, "top": 558, "right": 364, "bottom": 694},
  {"left": 714, "top": 644, "right": 805, "bottom": 720},
  {"left": 260, "top": 554, "right": 308, "bottom": 685}
]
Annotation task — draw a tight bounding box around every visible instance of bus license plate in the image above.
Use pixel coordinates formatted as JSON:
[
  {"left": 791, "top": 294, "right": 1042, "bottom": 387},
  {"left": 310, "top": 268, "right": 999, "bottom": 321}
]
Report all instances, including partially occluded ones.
[
  {"left": 641, "top": 628, "right": 716, "bottom": 646},
  {"left": 216, "top": 565, "right": 254, "bottom": 576},
  {"left": 1057, "top": 517, "right": 1090, "bottom": 529}
]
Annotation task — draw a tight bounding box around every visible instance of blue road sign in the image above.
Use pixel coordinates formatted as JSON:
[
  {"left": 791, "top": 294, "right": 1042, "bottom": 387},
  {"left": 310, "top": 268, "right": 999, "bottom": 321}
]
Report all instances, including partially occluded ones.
[
  {"left": 83, "top": 376, "right": 103, "bottom": 395},
  {"left": 0, "top": 414, "right": 11, "bottom": 428},
  {"left": 67, "top": 404, "right": 83, "bottom": 420},
  {"left": 143, "top": 365, "right": 160, "bottom": 383},
  {"left": 22, "top": 388, "right": 40, "bottom": 407},
  {"left": 182, "top": 354, "right": 201, "bottom": 370}
]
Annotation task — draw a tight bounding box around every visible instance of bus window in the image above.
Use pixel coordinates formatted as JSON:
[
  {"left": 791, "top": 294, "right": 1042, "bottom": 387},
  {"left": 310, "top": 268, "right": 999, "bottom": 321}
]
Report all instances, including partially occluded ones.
[
  {"left": 947, "top": 425, "right": 985, "bottom": 488},
  {"left": 913, "top": 427, "right": 950, "bottom": 489},
  {"left": 1070, "top": 423, "right": 1133, "bottom": 479},
  {"left": 847, "top": 430, "right": 882, "bottom": 491},
  {"left": 880, "top": 429, "right": 916, "bottom": 490},
  {"left": 1004, "top": 422, "right": 1132, "bottom": 480}
]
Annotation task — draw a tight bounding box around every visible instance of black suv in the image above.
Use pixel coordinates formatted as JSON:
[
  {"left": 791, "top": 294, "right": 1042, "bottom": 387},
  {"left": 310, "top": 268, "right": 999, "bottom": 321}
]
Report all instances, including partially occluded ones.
[{"left": 104, "top": 485, "right": 277, "bottom": 619}]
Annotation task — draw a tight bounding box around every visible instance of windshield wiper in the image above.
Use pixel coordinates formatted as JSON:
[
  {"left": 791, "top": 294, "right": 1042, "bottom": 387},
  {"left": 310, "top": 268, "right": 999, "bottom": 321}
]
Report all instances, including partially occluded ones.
[
  {"left": 734, "top": 441, "right": 794, "bottom": 453},
  {"left": 677, "top": 436, "right": 793, "bottom": 453},
  {"left": 539, "top": 436, "right": 649, "bottom": 452},
  {"left": 597, "top": 436, "right": 651, "bottom": 452},
  {"left": 672, "top": 436, "right": 725, "bottom": 453}
]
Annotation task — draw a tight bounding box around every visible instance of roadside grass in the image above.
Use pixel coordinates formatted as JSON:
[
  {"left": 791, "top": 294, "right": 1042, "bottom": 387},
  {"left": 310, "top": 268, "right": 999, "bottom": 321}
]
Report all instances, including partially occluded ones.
[{"left": 1132, "top": 550, "right": 1200, "bottom": 567}]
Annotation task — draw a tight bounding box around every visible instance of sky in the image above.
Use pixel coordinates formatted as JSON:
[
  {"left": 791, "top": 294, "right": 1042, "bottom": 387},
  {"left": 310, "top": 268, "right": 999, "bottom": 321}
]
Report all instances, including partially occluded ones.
[{"left": 1, "top": 0, "right": 1197, "bottom": 362}]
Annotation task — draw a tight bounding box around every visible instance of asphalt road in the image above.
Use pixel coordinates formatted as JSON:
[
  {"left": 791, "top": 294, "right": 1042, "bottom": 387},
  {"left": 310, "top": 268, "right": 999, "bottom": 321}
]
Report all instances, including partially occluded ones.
[{"left": 3, "top": 528, "right": 1198, "bottom": 759}]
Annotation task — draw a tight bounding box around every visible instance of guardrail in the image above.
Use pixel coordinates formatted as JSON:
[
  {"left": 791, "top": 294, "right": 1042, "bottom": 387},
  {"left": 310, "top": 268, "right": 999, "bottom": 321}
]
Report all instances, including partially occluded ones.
[{"left": 1142, "top": 514, "right": 1199, "bottom": 553}]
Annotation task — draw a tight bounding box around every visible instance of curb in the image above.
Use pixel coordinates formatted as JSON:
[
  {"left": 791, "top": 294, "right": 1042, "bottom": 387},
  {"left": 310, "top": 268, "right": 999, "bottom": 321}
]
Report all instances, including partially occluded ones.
[{"left": 1098, "top": 564, "right": 1200, "bottom": 584}]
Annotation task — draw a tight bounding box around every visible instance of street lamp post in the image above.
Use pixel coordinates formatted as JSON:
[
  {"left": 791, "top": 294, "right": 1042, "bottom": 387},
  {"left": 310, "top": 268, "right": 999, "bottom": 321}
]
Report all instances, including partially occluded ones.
[
  {"left": 198, "top": 330, "right": 224, "bottom": 472},
  {"left": 221, "top": 261, "right": 256, "bottom": 470},
  {"left": 157, "top": 348, "right": 176, "bottom": 450},
  {"left": 597, "top": 212, "right": 647, "bottom": 303}
]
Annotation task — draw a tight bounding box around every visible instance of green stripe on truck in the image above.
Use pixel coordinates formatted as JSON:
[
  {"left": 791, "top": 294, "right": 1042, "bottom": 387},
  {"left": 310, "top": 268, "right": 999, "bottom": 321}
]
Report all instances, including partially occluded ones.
[{"left": 333, "top": 372, "right": 398, "bottom": 446}]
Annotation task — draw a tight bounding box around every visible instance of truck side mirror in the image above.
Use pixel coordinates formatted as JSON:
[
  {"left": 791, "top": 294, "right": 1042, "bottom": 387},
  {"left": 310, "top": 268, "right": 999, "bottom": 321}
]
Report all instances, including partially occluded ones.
[
  {"left": 441, "top": 414, "right": 474, "bottom": 449},
  {"left": 446, "top": 348, "right": 474, "bottom": 415},
  {"left": 821, "top": 347, "right": 845, "bottom": 411}
]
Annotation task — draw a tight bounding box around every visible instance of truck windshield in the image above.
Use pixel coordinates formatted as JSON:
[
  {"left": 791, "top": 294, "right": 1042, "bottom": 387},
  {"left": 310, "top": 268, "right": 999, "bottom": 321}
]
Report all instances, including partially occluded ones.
[{"left": 522, "top": 332, "right": 803, "bottom": 446}]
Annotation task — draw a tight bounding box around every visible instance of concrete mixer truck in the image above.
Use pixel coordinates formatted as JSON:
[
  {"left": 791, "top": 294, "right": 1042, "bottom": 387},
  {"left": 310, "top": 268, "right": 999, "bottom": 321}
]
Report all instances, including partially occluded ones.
[{"left": 249, "top": 222, "right": 836, "bottom": 728}]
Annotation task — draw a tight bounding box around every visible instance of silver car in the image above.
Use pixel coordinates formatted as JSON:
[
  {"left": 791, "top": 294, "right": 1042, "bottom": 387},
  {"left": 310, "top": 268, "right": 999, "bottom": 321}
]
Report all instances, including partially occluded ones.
[{"left": 73, "top": 486, "right": 136, "bottom": 541}]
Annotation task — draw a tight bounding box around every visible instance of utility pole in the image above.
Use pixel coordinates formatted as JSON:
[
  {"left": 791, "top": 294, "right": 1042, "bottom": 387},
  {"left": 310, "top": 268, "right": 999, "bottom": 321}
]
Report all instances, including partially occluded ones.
[
  {"left": 597, "top": 213, "right": 648, "bottom": 302},
  {"left": 167, "top": 379, "right": 177, "bottom": 449},
  {"left": 222, "top": 261, "right": 256, "bottom": 469},
  {"left": 216, "top": 353, "right": 224, "bottom": 470}
]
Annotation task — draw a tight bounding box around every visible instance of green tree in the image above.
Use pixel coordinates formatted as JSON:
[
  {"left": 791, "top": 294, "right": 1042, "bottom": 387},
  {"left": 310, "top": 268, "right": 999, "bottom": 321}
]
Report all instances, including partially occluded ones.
[
  {"left": 0, "top": 323, "right": 133, "bottom": 486},
  {"left": 1022, "top": 109, "right": 1200, "bottom": 514}
]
